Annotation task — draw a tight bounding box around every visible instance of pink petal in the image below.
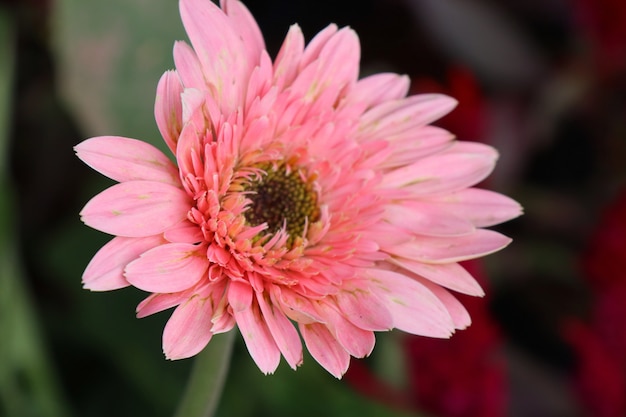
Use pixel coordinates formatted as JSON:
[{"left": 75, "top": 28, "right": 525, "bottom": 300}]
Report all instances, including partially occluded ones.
[
  {"left": 139, "top": 274, "right": 226, "bottom": 321},
  {"left": 334, "top": 282, "right": 393, "bottom": 331},
  {"left": 177, "top": 97, "right": 207, "bottom": 181},
  {"left": 173, "top": 41, "right": 206, "bottom": 88},
  {"left": 209, "top": 280, "right": 236, "bottom": 333},
  {"left": 75, "top": 136, "right": 179, "bottom": 186},
  {"left": 316, "top": 301, "right": 376, "bottom": 358},
  {"left": 335, "top": 324, "right": 375, "bottom": 359},
  {"left": 359, "top": 94, "right": 457, "bottom": 141},
  {"left": 309, "top": 26, "right": 361, "bottom": 82},
  {"left": 180, "top": 87, "right": 208, "bottom": 128},
  {"left": 234, "top": 302, "right": 281, "bottom": 374},
  {"left": 206, "top": 244, "right": 232, "bottom": 266},
  {"left": 446, "top": 141, "right": 500, "bottom": 157},
  {"left": 179, "top": 0, "right": 251, "bottom": 113},
  {"left": 238, "top": 114, "right": 273, "bottom": 156},
  {"left": 361, "top": 223, "right": 413, "bottom": 250},
  {"left": 257, "top": 290, "right": 303, "bottom": 369},
  {"left": 343, "top": 73, "right": 410, "bottom": 112},
  {"left": 384, "top": 202, "right": 475, "bottom": 237},
  {"left": 163, "top": 295, "right": 214, "bottom": 359},
  {"left": 381, "top": 144, "right": 498, "bottom": 195},
  {"left": 430, "top": 188, "right": 523, "bottom": 227},
  {"left": 211, "top": 313, "right": 236, "bottom": 335},
  {"left": 415, "top": 278, "right": 472, "bottom": 330},
  {"left": 155, "top": 71, "right": 184, "bottom": 154},
  {"left": 289, "top": 27, "right": 360, "bottom": 104},
  {"left": 389, "top": 258, "right": 484, "bottom": 296},
  {"left": 163, "top": 221, "right": 204, "bottom": 243},
  {"left": 380, "top": 126, "right": 454, "bottom": 169},
  {"left": 83, "top": 235, "right": 163, "bottom": 291},
  {"left": 80, "top": 181, "right": 190, "bottom": 237},
  {"left": 299, "top": 24, "right": 338, "bottom": 70},
  {"left": 272, "top": 286, "right": 325, "bottom": 324},
  {"left": 369, "top": 268, "right": 455, "bottom": 338},
  {"left": 244, "top": 50, "right": 274, "bottom": 107},
  {"left": 136, "top": 292, "right": 188, "bottom": 318},
  {"left": 273, "top": 24, "right": 305, "bottom": 89},
  {"left": 386, "top": 229, "right": 512, "bottom": 264},
  {"left": 389, "top": 124, "right": 455, "bottom": 146},
  {"left": 227, "top": 280, "right": 253, "bottom": 312},
  {"left": 220, "top": 0, "right": 265, "bottom": 64},
  {"left": 300, "top": 322, "right": 350, "bottom": 379},
  {"left": 125, "top": 243, "right": 208, "bottom": 293}
]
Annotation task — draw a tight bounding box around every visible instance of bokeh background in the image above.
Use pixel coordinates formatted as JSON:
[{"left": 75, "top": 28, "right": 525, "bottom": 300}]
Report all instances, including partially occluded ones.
[{"left": 2, "top": 0, "right": 626, "bottom": 416}]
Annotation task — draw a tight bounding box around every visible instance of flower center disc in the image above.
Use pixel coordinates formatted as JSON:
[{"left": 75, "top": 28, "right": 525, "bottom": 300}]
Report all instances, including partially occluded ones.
[{"left": 243, "top": 165, "right": 319, "bottom": 242}]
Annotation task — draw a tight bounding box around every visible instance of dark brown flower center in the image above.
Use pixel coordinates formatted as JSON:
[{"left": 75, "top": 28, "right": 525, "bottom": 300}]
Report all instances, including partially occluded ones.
[{"left": 243, "top": 165, "right": 319, "bottom": 242}]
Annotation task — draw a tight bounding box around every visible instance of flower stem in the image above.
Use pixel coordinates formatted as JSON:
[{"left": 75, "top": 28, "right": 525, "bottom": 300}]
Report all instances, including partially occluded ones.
[{"left": 173, "top": 331, "right": 236, "bottom": 417}]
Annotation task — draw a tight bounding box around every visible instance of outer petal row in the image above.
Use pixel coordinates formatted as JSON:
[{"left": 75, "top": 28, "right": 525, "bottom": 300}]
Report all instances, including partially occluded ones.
[
  {"left": 385, "top": 201, "right": 475, "bottom": 237},
  {"left": 381, "top": 142, "right": 498, "bottom": 196},
  {"left": 429, "top": 188, "right": 523, "bottom": 227},
  {"left": 75, "top": 136, "right": 179, "bottom": 186},
  {"left": 125, "top": 242, "right": 209, "bottom": 293},
  {"left": 369, "top": 268, "right": 455, "bottom": 337},
  {"left": 234, "top": 301, "right": 281, "bottom": 374},
  {"left": 80, "top": 181, "right": 190, "bottom": 237},
  {"left": 82, "top": 235, "right": 164, "bottom": 291},
  {"left": 389, "top": 258, "right": 485, "bottom": 296},
  {"left": 163, "top": 295, "right": 214, "bottom": 359},
  {"left": 358, "top": 94, "right": 457, "bottom": 142},
  {"left": 385, "top": 229, "right": 512, "bottom": 264},
  {"left": 300, "top": 322, "right": 350, "bottom": 379},
  {"left": 343, "top": 73, "right": 410, "bottom": 113}
]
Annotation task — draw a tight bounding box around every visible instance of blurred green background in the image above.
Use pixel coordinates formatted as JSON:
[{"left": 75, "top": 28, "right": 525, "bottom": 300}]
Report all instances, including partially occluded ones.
[{"left": 2, "top": 0, "right": 626, "bottom": 416}]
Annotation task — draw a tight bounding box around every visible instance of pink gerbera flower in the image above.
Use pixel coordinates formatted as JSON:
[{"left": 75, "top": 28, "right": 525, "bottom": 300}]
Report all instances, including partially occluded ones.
[{"left": 75, "top": 0, "right": 521, "bottom": 378}]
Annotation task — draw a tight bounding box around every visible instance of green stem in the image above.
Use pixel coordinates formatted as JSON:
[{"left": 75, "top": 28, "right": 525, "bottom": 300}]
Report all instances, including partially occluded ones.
[{"left": 173, "top": 331, "right": 236, "bottom": 417}]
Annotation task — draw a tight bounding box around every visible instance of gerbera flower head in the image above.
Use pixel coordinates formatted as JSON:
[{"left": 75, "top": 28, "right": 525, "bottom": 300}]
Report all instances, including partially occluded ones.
[{"left": 75, "top": 0, "right": 522, "bottom": 378}]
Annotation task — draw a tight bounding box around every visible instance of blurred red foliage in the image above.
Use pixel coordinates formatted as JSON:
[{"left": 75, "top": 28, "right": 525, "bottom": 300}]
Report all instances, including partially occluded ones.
[
  {"left": 582, "top": 191, "right": 626, "bottom": 289},
  {"left": 574, "top": 0, "right": 626, "bottom": 77},
  {"left": 566, "top": 189, "right": 626, "bottom": 417}
]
